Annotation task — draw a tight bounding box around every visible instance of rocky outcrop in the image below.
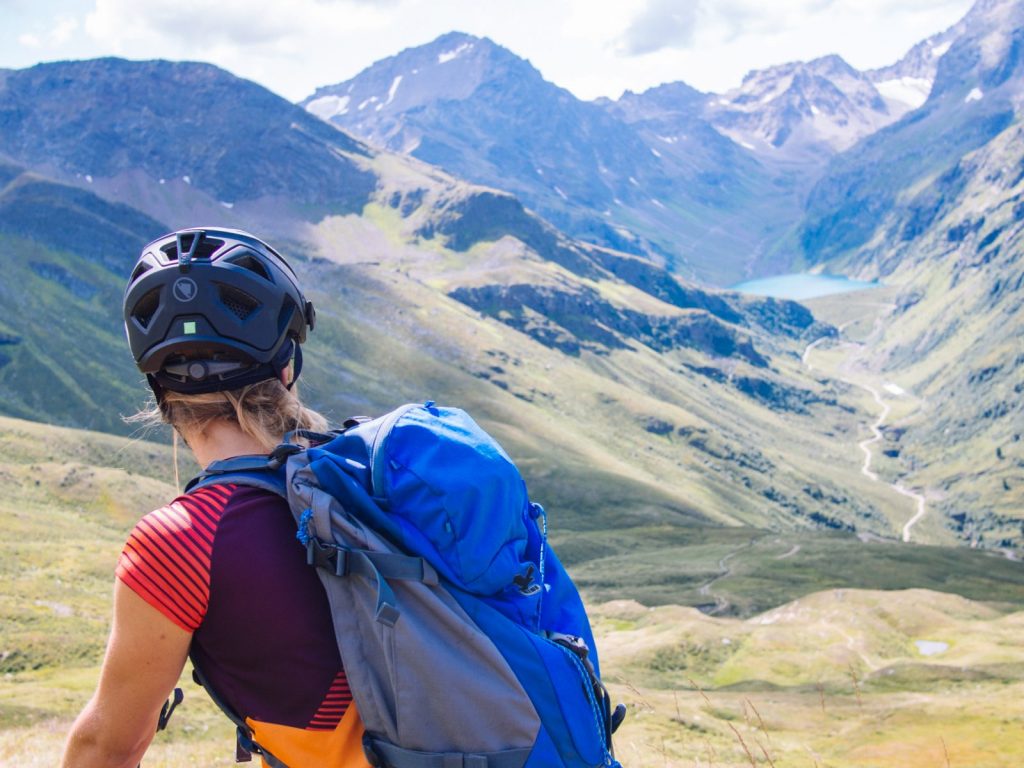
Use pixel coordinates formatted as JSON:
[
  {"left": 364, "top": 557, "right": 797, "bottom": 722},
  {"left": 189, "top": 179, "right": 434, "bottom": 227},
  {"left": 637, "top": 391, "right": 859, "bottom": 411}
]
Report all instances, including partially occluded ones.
[{"left": 450, "top": 283, "right": 768, "bottom": 365}]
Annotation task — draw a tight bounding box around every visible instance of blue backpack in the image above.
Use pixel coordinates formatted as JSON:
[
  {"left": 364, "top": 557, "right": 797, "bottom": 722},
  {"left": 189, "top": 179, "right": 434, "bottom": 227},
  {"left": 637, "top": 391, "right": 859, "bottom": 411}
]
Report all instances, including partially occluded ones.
[{"left": 189, "top": 402, "right": 625, "bottom": 768}]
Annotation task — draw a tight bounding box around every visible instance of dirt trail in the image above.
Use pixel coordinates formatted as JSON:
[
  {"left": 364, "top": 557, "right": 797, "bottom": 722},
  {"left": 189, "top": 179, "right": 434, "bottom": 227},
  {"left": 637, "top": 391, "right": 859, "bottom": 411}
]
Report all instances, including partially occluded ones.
[
  {"left": 697, "top": 536, "right": 777, "bottom": 614},
  {"left": 802, "top": 319, "right": 928, "bottom": 543},
  {"left": 776, "top": 544, "right": 801, "bottom": 560}
]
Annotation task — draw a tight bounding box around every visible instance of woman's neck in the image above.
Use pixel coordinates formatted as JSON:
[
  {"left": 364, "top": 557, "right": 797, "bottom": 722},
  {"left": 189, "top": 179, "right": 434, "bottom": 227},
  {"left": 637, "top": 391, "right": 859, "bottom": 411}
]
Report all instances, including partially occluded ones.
[{"left": 185, "top": 419, "right": 269, "bottom": 468}]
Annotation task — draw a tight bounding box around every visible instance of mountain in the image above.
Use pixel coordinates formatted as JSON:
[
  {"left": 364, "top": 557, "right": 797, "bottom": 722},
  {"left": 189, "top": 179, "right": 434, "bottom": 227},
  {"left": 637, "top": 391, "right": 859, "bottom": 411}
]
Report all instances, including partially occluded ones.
[
  {"left": 800, "top": 0, "right": 1024, "bottom": 264},
  {"left": 1, "top": 57, "right": 929, "bottom": 546},
  {"left": 0, "top": 158, "right": 168, "bottom": 433},
  {"left": 0, "top": 59, "right": 376, "bottom": 221},
  {"left": 795, "top": 0, "right": 1024, "bottom": 548},
  {"left": 300, "top": 13, "right": 984, "bottom": 285},
  {"left": 699, "top": 16, "right": 961, "bottom": 163},
  {"left": 704, "top": 55, "right": 896, "bottom": 159},
  {"left": 301, "top": 32, "right": 798, "bottom": 286},
  {"left": 868, "top": 22, "right": 962, "bottom": 114}
]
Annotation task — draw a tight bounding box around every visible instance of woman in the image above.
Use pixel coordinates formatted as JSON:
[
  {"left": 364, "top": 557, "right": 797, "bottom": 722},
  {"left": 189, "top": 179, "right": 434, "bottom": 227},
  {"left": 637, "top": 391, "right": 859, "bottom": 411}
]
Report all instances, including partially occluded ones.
[{"left": 61, "top": 228, "right": 369, "bottom": 767}]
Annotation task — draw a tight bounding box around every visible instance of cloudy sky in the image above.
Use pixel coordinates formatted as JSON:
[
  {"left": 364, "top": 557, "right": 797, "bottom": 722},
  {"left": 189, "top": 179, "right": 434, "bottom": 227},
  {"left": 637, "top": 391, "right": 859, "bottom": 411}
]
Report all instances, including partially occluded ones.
[{"left": 2, "top": 0, "right": 974, "bottom": 101}]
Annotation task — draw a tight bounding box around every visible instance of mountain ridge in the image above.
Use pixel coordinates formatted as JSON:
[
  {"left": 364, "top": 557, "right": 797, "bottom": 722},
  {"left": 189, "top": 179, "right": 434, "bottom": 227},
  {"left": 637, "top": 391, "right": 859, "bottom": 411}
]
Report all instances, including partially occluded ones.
[{"left": 301, "top": 31, "right": 799, "bottom": 285}]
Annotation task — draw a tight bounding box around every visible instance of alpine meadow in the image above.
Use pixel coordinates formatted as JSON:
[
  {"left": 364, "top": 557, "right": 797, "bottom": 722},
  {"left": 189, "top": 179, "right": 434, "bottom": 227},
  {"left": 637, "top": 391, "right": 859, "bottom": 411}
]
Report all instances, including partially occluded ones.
[{"left": 1, "top": 1, "right": 1023, "bottom": 766}]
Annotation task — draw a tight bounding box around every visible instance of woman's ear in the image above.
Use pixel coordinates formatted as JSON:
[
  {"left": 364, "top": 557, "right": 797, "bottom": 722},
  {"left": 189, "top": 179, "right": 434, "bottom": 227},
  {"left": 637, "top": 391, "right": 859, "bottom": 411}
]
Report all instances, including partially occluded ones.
[{"left": 280, "top": 355, "right": 296, "bottom": 387}]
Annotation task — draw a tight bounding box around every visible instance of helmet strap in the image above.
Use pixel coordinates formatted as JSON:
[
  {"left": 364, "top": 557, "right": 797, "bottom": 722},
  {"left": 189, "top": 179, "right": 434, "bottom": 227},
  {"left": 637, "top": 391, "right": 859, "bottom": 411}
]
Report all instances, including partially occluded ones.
[
  {"left": 286, "top": 344, "right": 303, "bottom": 390},
  {"left": 147, "top": 374, "right": 166, "bottom": 405}
]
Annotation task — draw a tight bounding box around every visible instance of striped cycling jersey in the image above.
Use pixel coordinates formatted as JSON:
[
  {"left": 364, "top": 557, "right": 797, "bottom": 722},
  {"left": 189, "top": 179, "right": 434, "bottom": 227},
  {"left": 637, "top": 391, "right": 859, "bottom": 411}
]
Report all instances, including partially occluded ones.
[{"left": 117, "top": 483, "right": 368, "bottom": 767}]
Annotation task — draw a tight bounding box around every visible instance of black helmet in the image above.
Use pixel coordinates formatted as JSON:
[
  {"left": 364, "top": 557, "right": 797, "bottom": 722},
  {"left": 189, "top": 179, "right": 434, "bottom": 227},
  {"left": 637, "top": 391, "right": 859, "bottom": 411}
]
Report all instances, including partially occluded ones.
[{"left": 123, "top": 227, "right": 315, "bottom": 395}]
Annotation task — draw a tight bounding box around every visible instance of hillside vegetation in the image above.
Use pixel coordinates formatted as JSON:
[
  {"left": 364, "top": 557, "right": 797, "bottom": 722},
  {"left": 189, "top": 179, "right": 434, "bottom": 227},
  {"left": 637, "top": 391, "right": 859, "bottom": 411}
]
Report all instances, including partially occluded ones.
[{"left": 786, "top": 0, "right": 1024, "bottom": 548}]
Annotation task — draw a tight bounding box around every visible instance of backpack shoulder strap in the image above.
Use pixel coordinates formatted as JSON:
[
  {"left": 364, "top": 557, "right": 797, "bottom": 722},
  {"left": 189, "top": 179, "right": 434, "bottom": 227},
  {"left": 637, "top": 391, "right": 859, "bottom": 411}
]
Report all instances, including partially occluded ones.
[
  {"left": 191, "top": 655, "right": 290, "bottom": 768},
  {"left": 185, "top": 428, "right": 346, "bottom": 496},
  {"left": 185, "top": 453, "right": 292, "bottom": 498}
]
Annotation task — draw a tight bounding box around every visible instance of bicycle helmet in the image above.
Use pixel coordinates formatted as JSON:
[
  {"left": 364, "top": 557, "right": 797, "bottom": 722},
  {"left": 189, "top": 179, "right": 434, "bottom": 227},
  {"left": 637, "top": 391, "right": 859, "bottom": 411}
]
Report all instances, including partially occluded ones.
[{"left": 123, "top": 227, "right": 316, "bottom": 396}]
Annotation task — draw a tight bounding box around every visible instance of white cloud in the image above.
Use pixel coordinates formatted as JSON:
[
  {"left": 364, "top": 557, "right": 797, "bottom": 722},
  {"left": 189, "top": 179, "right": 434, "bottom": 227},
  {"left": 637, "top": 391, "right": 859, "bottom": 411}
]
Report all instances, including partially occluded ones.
[
  {"left": 51, "top": 16, "right": 79, "bottom": 45},
  {"left": 16, "top": 14, "right": 78, "bottom": 50},
  {"left": 84, "top": 0, "right": 392, "bottom": 54},
  {"left": 3, "top": 0, "right": 976, "bottom": 101},
  {"left": 600, "top": 0, "right": 973, "bottom": 94},
  {"left": 617, "top": 0, "right": 700, "bottom": 55}
]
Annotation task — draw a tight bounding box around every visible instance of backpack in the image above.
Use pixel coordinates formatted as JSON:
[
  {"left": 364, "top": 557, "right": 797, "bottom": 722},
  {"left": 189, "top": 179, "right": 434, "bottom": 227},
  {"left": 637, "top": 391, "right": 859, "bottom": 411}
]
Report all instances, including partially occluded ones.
[{"left": 187, "top": 401, "right": 626, "bottom": 768}]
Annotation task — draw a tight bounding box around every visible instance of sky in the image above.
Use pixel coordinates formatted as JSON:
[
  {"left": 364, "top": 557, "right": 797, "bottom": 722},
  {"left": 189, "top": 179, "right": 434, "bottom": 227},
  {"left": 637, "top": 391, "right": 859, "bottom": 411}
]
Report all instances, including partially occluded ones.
[{"left": 1, "top": 0, "right": 976, "bottom": 102}]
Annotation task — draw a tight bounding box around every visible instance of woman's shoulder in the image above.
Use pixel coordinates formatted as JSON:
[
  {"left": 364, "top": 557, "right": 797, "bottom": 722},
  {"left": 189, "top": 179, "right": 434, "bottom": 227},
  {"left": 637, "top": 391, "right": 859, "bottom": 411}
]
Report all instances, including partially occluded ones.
[{"left": 116, "top": 483, "right": 246, "bottom": 631}]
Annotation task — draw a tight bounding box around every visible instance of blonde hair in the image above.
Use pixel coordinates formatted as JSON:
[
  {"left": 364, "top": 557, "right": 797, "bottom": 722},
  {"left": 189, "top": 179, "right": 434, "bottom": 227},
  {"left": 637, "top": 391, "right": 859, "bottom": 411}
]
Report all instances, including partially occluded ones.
[{"left": 131, "top": 378, "right": 328, "bottom": 453}]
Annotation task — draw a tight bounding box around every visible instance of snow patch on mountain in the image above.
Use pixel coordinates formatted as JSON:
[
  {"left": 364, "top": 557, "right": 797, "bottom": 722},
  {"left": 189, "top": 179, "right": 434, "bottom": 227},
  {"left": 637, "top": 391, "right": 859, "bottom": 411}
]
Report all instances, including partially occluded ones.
[
  {"left": 307, "top": 94, "right": 350, "bottom": 119},
  {"left": 386, "top": 76, "right": 403, "bottom": 104},
  {"left": 874, "top": 77, "right": 932, "bottom": 110},
  {"left": 932, "top": 41, "right": 952, "bottom": 58},
  {"left": 965, "top": 87, "right": 984, "bottom": 103},
  {"left": 438, "top": 42, "right": 473, "bottom": 64}
]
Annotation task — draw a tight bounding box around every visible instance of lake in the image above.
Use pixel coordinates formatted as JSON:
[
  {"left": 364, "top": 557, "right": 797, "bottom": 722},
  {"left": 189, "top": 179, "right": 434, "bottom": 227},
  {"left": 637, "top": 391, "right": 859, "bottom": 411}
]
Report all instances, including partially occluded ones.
[{"left": 730, "top": 273, "right": 881, "bottom": 300}]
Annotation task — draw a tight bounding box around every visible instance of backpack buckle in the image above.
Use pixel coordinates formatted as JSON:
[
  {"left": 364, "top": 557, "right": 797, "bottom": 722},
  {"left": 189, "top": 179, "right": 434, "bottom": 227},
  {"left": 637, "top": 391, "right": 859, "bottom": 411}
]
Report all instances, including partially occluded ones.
[
  {"left": 267, "top": 442, "right": 302, "bottom": 469},
  {"left": 306, "top": 538, "right": 355, "bottom": 578}
]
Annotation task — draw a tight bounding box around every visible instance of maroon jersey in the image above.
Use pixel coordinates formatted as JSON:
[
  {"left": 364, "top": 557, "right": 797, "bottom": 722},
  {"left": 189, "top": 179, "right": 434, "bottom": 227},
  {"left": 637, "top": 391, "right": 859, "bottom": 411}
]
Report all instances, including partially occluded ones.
[{"left": 117, "top": 483, "right": 369, "bottom": 766}]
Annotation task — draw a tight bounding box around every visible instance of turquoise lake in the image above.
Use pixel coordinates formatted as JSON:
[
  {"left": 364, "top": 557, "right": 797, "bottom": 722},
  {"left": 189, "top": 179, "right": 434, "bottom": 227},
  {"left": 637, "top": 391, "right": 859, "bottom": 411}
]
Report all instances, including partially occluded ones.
[{"left": 730, "top": 273, "right": 881, "bottom": 300}]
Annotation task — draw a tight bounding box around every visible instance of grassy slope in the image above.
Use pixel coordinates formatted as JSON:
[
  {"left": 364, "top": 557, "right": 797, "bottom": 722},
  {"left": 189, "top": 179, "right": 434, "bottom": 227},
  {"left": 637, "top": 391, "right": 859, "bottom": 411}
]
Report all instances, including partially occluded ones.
[
  {"left": 601, "top": 590, "right": 1024, "bottom": 767},
  {"left": 805, "top": 122, "right": 1024, "bottom": 548},
  {"left": 296, "top": 155, "right": 929, "bottom": 541},
  {"left": 1, "top": 418, "right": 1021, "bottom": 766}
]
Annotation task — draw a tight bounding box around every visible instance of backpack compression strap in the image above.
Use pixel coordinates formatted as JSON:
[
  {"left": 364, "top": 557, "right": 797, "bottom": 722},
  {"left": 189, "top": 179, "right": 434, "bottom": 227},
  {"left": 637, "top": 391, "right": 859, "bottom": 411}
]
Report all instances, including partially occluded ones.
[{"left": 364, "top": 738, "right": 533, "bottom": 768}]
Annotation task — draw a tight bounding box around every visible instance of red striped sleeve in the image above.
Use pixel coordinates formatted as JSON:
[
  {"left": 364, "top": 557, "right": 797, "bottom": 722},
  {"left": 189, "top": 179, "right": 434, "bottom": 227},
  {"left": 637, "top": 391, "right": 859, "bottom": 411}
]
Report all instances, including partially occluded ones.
[
  {"left": 306, "top": 672, "right": 353, "bottom": 731},
  {"left": 117, "top": 485, "right": 237, "bottom": 632}
]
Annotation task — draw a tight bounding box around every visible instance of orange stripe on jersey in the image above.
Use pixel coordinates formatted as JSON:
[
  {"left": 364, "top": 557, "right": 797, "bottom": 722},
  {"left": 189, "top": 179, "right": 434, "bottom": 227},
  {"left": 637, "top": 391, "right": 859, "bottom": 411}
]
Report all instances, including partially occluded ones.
[
  {"left": 306, "top": 672, "right": 353, "bottom": 731},
  {"left": 117, "top": 484, "right": 237, "bottom": 632}
]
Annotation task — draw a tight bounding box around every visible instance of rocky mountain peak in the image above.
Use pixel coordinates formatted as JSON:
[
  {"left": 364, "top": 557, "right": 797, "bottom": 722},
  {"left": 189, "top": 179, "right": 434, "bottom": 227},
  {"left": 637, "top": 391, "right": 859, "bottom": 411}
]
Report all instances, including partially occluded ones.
[
  {"left": 301, "top": 31, "right": 545, "bottom": 140},
  {"left": 604, "top": 81, "right": 707, "bottom": 127},
  {"left": 929, "top": 0, "right": 1024, "bottom": 103},
  {"left": 705, "top": 53, "right": 891, "bottom": 157}
]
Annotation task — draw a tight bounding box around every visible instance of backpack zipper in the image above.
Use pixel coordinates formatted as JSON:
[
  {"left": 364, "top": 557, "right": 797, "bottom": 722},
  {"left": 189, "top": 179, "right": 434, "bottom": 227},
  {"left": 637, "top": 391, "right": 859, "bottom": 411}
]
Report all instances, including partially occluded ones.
[
  {"left": 549, "top": 637, "right": 614, "bottom": 766},
  {"left": 369, "top": 403, "right": 421, "bottom": 499}
]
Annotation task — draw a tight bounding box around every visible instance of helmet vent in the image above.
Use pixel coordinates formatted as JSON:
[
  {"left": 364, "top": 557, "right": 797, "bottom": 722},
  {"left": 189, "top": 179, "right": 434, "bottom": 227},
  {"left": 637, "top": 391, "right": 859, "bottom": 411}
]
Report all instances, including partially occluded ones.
[
  {"left": 132, "top": 288, "right": 161, "bottom": 329},
  {"left": 277, "top": 295, "right": 299, "bottom": 336},
  {"left": 160, "top": 236, "right": 224, "bottom": 262},
  {"left": 226, "top": 252, "right": 273, "bottom": 282},
  {"left": 129, "top": 262, "right": 153, "bottom": 283},
  {"left": 219, "top": 284, "right": 260, "bottom": 321}
]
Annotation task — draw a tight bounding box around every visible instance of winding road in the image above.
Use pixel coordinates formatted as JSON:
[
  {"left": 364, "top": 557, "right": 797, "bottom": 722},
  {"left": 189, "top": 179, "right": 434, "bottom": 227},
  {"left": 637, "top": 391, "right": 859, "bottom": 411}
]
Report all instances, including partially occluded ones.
[{"left": 802, "top": 325, "right": 928, "bottom": 543}]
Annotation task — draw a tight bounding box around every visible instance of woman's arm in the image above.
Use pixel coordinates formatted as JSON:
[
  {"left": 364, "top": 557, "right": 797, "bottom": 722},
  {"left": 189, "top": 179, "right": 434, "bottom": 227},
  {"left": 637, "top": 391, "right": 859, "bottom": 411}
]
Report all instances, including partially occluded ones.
[{"left": 62, "top": 579, "right": 191, "bottom": 768}]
